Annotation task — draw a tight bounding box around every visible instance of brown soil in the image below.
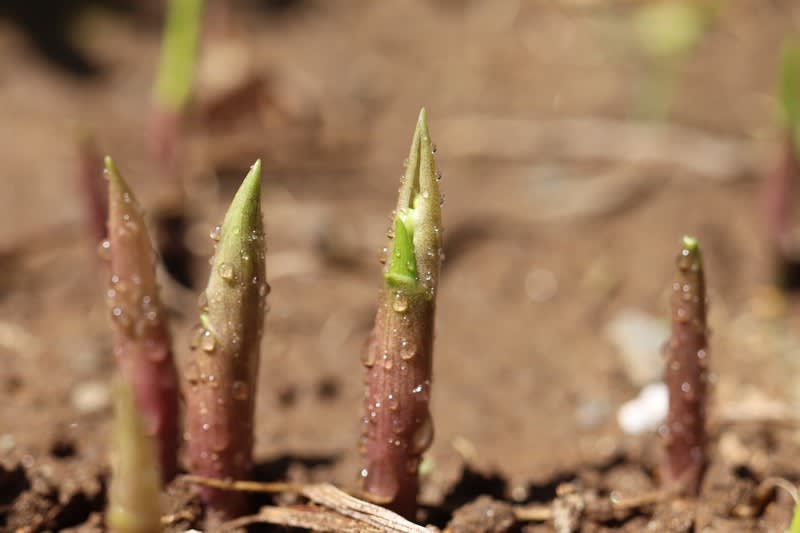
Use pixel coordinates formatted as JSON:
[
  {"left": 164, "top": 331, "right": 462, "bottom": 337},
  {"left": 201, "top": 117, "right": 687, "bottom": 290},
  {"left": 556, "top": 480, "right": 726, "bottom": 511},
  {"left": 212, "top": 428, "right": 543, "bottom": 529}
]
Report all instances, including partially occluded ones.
[{"left": 2, "top": 1, "right": 800, "bottom": 531}]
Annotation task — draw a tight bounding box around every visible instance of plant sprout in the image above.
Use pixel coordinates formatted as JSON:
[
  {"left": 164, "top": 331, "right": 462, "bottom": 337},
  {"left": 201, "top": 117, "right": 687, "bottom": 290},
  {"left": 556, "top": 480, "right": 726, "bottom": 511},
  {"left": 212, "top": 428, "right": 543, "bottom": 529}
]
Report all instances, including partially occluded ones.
[
  {"left": 105, "top": 157, "right": 180, "bottom": 481},
  {"left": 361, "top": 108, "right": 443, "bottom": 519},
  {"left": 106, "top": 378, "right": 163, "bottom": 533},
  {"left": 762, "top": 37, "right": 800, "bottom": 289},
  {"left": 150, "top": 0, "right": 205, "bottom": 163},
  {"left": 662, "top": 236, "right": 708, "bottom": 495},
  {"left": 184, "top": 160, "right": 268, "bottom": 520}
]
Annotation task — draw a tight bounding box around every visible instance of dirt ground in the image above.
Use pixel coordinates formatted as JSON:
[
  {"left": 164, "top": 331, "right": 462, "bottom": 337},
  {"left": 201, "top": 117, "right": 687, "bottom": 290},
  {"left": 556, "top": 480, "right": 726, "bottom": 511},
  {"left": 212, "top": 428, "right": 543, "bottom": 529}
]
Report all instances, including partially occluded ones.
[{"left": 3, "top": 1, "right": 800, "bottom": 531}]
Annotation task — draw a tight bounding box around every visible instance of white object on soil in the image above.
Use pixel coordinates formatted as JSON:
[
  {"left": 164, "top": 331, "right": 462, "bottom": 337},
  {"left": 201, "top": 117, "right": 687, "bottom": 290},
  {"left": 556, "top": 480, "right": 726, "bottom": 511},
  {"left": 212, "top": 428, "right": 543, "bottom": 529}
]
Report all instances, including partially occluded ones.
[
  {"left": 606, "top": 308, "right": 669, "bottom": 386},
  {"left": 617, "top": 382, "right": 668, "bottom": 435}
]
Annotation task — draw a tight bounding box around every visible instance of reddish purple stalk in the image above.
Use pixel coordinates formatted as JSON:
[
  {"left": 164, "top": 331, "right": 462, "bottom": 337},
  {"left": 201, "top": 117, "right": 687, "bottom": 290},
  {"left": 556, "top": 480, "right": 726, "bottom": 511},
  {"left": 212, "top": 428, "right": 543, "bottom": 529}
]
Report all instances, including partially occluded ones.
[
  {"left": 362, "top": 109, "right": 442, "bottom": 519},
  {"left": 761, "top": 130, "right": 799, "bottom": 287},
  {"left": 105, "top": 157, "right": 180, "bottom": 482},
  {"left": 662, "top": 236, "right": 708, "bottom": 495}
]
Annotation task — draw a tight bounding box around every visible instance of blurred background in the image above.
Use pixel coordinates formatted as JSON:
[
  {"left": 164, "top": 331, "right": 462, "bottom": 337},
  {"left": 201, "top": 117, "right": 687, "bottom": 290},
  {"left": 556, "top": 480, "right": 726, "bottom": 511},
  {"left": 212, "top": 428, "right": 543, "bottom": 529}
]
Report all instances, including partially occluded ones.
[{"left": 2, "top": 0, "right": 800, "bottom": 530}]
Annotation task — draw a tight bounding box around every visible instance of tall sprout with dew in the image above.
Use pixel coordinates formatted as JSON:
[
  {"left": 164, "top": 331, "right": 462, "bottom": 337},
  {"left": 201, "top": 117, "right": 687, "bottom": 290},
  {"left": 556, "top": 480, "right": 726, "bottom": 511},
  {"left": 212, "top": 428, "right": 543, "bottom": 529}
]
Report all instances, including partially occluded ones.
[
  {"left": 361, "top": 109, "right": 443, "bottom": 519},
  {"left": 104, "top": 157, "right": 180, "bottom": 481},
  {"left": 184, "top": 160, "right": 268, "bottom": 521},
  {"left": 662, "top": 236, "right": 709, "bottom": 495}
]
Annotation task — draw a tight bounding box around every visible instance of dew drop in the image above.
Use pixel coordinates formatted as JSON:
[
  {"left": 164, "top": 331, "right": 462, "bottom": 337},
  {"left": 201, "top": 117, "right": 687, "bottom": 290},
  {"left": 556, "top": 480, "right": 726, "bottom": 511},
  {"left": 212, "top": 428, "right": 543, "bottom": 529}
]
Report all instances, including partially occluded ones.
[
  {"left": 362, "top": 349, "right": 376, "bottom": 368},
  {"left": 232, "top": 381, "right": 249, "bottom": 400},
  {"left": 209, "top": 225, "right": 222, "bottom": 241},
  {"left": 411, "top": 414, "right": 434, "bottom": 454},
  {"left": 190, "top": 326, "right": 204, "bottom": 351},
  {"left": 259, "top": 282, "right": 271, "bottom": 297},
  {"left": 400, "top": 339, "right": 416, "bottom": 360},
  {"left": 392, "top": 417, "right": 406, "bottom": 434},
  {"left": 219, "top": 262, "right": 235, "bottom": 281},
  {"left": 392, "top": 294, "right": 409, "bottom": 313},
  {"left": 200, "top": 330, "right": 217, "bottom": 353},
  {"left": 677, "top": 253, "right": 692, "bottom": 272},
  {"left": 97, "top": 239, "right": 111, "bottom": 260},
  {"left": 197, "top": 292, "right": 209, "bottom": 312},
  {"left": 387, "top": 393, "right": 399, "bottom": 411}
]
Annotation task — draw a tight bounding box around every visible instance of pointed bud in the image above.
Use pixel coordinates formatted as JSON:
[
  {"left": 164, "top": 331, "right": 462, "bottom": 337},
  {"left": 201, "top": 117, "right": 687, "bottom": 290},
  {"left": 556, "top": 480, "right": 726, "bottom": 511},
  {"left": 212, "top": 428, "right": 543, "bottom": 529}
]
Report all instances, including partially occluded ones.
[
  {"left": 662, "top": 236, "right": 708, "bottom": 495},
  {"left": 362, "top": 109, "right": 443, "bottom": 518},
  {"left": 105, "top": 157, "right": 180, "bottom": 481},
  {"left": 184, "top": 160, "right": 267, "bottom": 521},
  {"left": 387, "top": 108, "right": 443, "bottom": 296},
  {"left": 106, "top": 379, "right": 163, "bottom": 533}
]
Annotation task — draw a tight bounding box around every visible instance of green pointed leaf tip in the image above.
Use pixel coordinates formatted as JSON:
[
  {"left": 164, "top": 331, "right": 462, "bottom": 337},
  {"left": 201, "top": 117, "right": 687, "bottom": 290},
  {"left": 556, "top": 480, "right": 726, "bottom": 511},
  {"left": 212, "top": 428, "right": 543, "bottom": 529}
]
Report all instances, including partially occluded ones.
[
  {"left": 154, "top": 0, "right": 205, "bottom": 111},
  {"left": 779, "top": 38, "right": 800, "bottom": 129},
  {"left": 104, "top": 156, "right": 126, "bottom": 194},
  {"left": 386, "top": 215, "right": 417, "bottom": 286},
  {"left": 107, "top": 380, "right": 162, "bottom": 533},
  {"left": 205, "top": 159, "right": 265, "bottom": 314},
  {"left": 682, "top": 235, "right": 699, "bottom": 252},
  {"left": 385, "top": 108, "right": 443, "bottom": 295},
  {"left": 214, "top": 159, "right": 262, "bottom": 272}
]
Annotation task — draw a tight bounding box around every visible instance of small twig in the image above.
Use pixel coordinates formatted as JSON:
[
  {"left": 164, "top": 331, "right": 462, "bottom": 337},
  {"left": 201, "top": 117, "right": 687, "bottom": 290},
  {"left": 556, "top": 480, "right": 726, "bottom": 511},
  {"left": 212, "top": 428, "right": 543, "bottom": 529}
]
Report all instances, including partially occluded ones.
[
  {"left": 512, "top": 504, "right": 552, "bottom": 521},
  {"left": 608, "top": 488, "right": 673, "bottom": 510},
  {"left": 216, "top": 483, "right": 433, "bottom": 533},
  {"left": 513, "top": 487, "right": 674, "bottom": 525},
  {"left": 160, "top": 509, "right": 196, "bottom": 525},
  {"left": 181, "top": 474, "right": 305, "bottom": 494},
  {"left": 222, "top": 505, "right": 374, "bottom": 532},
  {"left": 733, "top": 476, "right": 798, "bottom": 518},
  {"left": 181, "top": 474, "right": 392, "bottom": 504}
]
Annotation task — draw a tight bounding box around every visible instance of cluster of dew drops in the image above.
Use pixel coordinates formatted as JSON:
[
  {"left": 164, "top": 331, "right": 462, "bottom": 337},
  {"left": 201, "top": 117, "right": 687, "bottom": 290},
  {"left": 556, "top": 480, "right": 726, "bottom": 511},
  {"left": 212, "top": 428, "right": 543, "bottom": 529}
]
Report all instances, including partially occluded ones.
[
  {"left": 185, "top": 222, "right": 270, "bottom": 405},
  {"left": 98, "top": 190, "right": 165, "bottom": 342}
]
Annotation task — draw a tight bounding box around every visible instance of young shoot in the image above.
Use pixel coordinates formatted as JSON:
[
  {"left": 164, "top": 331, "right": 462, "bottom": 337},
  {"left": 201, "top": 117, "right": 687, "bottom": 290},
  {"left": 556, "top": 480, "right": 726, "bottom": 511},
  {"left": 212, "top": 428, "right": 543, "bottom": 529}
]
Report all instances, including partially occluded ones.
[
  {"left": 150, "top": 0, "right": 205, "bottom": 163},
  {"left": 662, "top": 236, "right": 708, "bottom": 495},
  {"left": 105, "top": 157, "right": 180, "bottom": 481},
  {"left": 184, "top": 160, "right": 268, "bottom": 521},
  {"left": 106, "top": 379, "right": 163, "bottom": 533},
  {"left": 361, "top": 109, "right": 443, "bottom": 519}
]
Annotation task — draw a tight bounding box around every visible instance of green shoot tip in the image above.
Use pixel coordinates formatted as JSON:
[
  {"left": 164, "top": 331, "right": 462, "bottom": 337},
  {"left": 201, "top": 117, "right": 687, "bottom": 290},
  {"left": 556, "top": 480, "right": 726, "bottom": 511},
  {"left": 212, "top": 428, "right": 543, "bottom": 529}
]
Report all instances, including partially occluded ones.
[
  {"left": 385, "top": 215, "right": 417, "bottom": 287},
  {"left": 682, "top": 235, "right": 699, "bottom": 251}
]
